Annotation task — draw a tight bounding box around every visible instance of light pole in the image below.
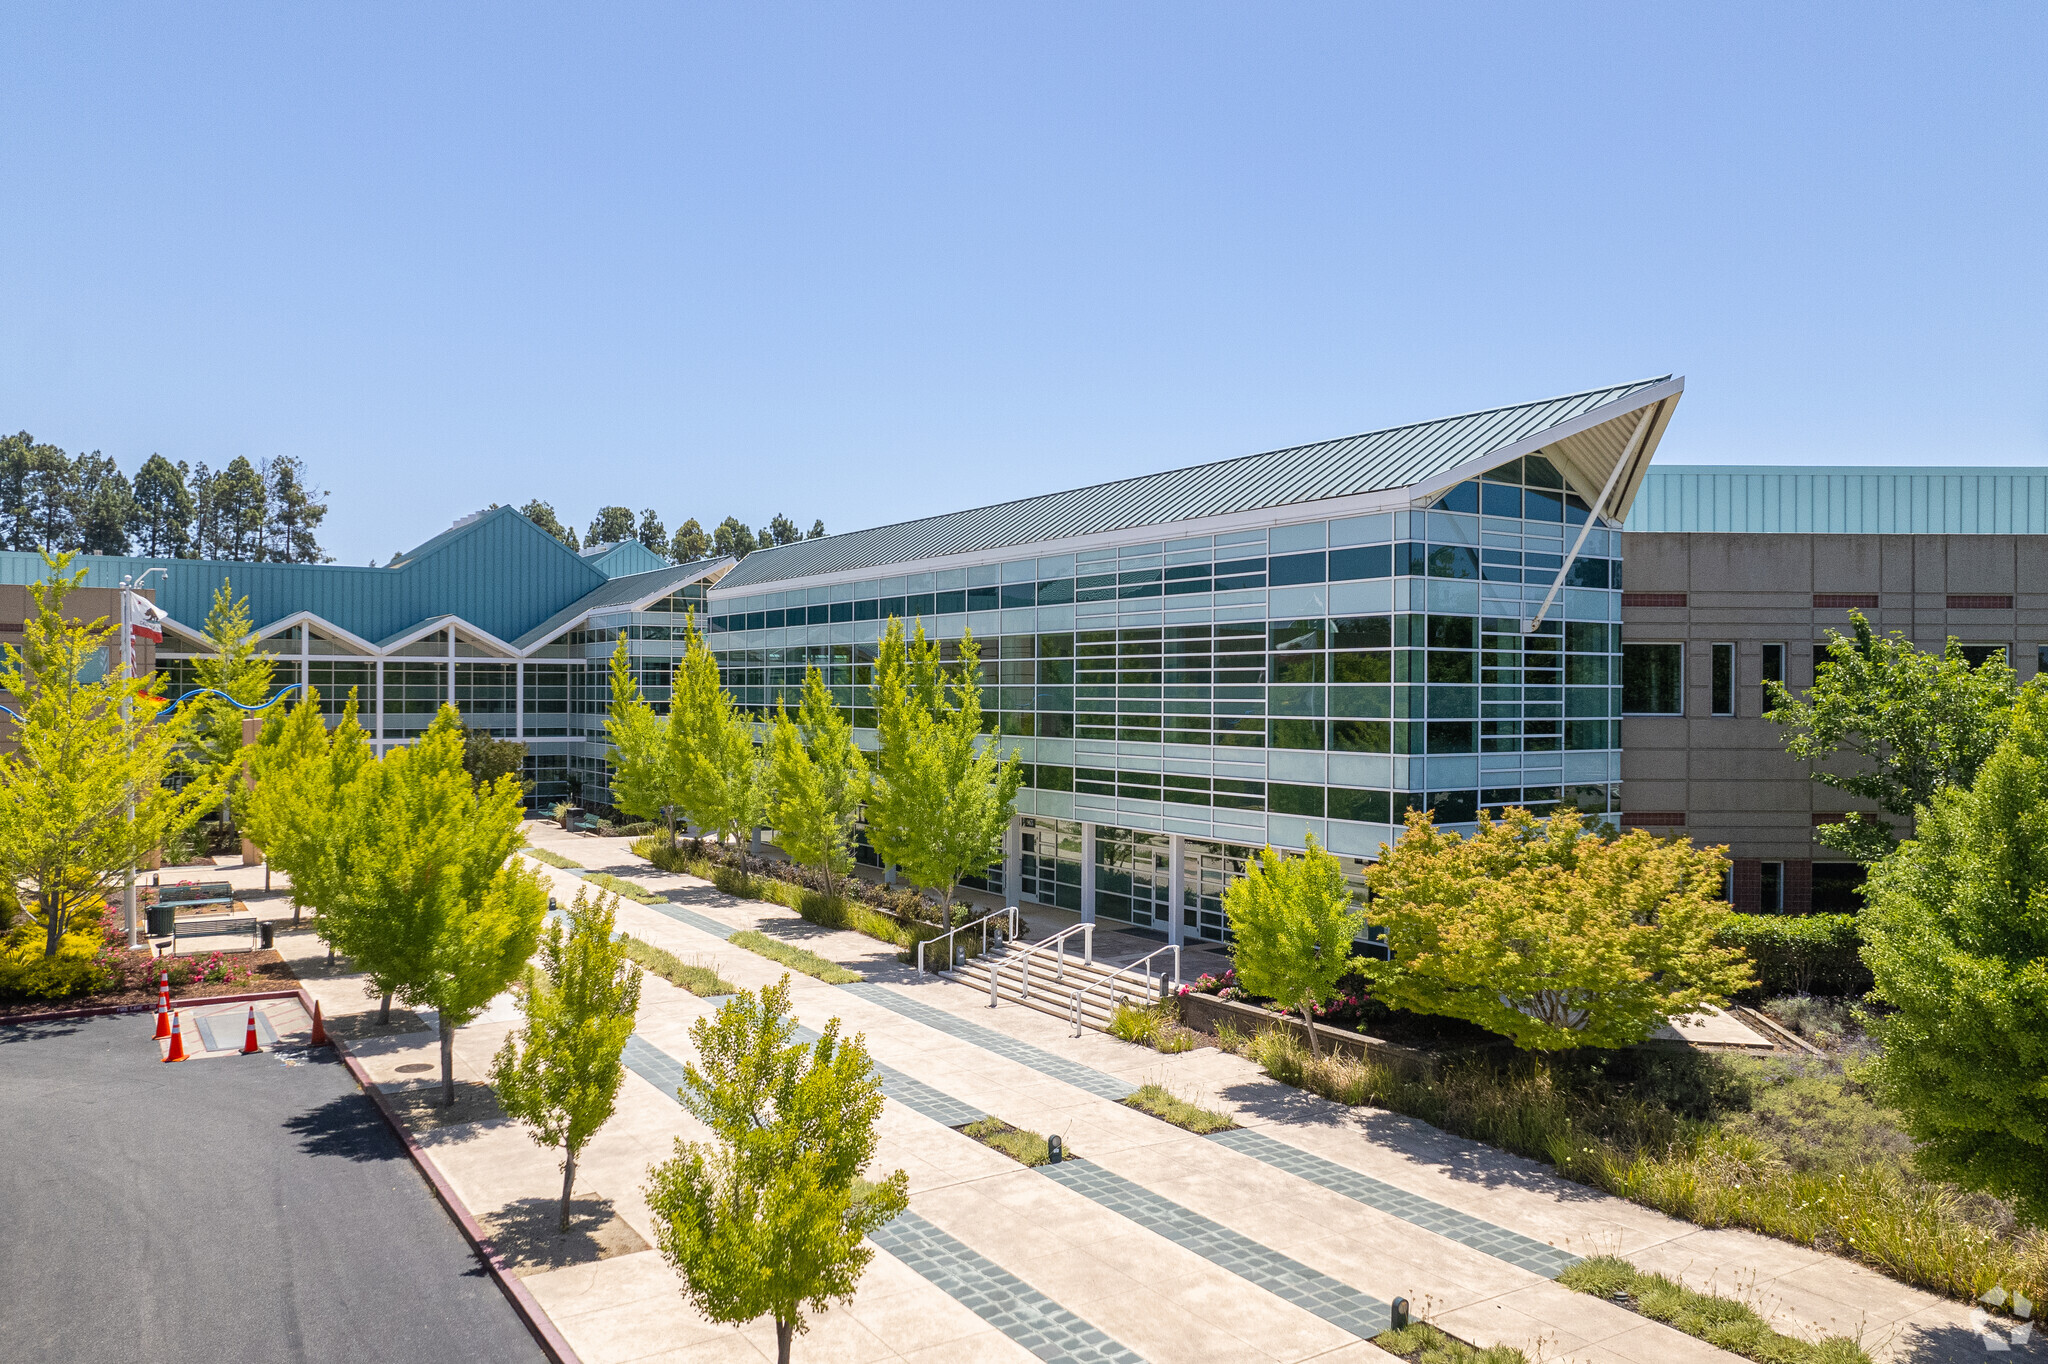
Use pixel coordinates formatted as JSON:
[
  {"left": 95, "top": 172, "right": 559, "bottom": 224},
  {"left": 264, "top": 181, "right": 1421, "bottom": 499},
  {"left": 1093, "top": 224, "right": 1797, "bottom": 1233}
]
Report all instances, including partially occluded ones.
[{"left": 121, "top": 567, "right": 169, "bottom": 951}]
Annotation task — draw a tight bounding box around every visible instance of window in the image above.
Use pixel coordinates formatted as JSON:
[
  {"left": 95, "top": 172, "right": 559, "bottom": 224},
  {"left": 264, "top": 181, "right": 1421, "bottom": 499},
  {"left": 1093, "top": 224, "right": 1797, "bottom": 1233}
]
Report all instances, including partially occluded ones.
[
  {"left": 1711, "top": 643, "right": 1734, "bottom": 716},
  {"left": 1760, "top": 861, "right": 1784, "bottom": 913},
  {"left": 1811, "top": 862, "right": 1867, "bottom": 913},
  {"left": 1959, "top": 643, "right": 2010, "bottom": 669},
  {"left": 1761, "top": 642, "right": 1785, "bottom": 715},
  {"left": 1622, "top": 643, "right": 1683, "bottom": 714}
]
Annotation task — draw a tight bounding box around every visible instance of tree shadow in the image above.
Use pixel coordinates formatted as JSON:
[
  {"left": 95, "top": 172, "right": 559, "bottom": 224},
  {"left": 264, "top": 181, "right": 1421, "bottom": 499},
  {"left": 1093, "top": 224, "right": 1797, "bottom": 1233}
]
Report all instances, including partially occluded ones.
[
  {"left": 477, "top": 1195, "right": 652, "bottom": 1278},
  {"left": 376, "top": 1078, "right": 506, "bottom": 1141},
  {"left": 283, "top": 1091, "right": 406, "bottom": 1163},
  {"left": 1895, "top": 1317, "right": 2045, "bottom": 1362},
  {"left": 0, "top": 1020, "right": 84, "bottom": 1044}
]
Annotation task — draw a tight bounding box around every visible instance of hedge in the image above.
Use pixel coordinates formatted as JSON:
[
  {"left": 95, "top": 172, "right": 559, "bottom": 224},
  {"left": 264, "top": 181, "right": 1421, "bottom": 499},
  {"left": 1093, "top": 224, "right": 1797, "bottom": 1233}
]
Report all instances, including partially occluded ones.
[{"left": 1716, "top": 912, "right": 1871, "bottom": 998}]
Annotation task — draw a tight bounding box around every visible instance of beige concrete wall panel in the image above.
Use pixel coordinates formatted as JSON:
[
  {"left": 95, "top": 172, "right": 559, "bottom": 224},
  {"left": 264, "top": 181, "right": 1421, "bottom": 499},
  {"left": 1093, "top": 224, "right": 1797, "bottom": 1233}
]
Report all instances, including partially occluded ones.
[
  {"left": 1944, "top": 537, "right": 2017, "bottom": 593},
  {"left": 1880, "top": 539, "right": 1916, "bottom": 594},
  {"left": 1620, "top": 609, "right": 1691, "bottom": 633},
  {"left": 1688, "top": 534, "right": 1811, "bottom": 593},
  {"left": 1615, "top": 779, "right": 1689, "bottom": 808},
  {"left": 1912, "top": 537, "right": 1949, "bottom": 593},
  {"left": 1619, "top": 533, "right": 1691, "bottom": 591},
  {"left": 2015, "top": 539, "right": 2048, "bottom": 593},
  {"left": 1810, "top": 536, "right": 1883, "bottom": 594},
  {"left": 1687, "top": 781, "right": 1816, "bottom": 813}
]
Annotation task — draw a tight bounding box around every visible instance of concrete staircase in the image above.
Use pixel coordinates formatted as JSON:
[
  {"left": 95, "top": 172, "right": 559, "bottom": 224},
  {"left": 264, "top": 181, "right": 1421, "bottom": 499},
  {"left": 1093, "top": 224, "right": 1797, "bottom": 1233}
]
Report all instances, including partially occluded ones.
[{"left": 948, "top": 943, "right": 1174, "bottom": 1032}]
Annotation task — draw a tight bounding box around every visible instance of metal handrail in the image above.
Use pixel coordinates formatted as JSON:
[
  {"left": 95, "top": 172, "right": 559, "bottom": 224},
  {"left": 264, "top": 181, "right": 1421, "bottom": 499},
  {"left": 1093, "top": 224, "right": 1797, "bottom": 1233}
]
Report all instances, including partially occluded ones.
[
  {"left": 1069, "top": 944, "right": 1181, "bottom": 1036},
  {"left": 917, "top": 904, "right": 1018, "bottom": 975},
  {"left": 989, "top": 921, "right": 1093, "bottom": 1009}
]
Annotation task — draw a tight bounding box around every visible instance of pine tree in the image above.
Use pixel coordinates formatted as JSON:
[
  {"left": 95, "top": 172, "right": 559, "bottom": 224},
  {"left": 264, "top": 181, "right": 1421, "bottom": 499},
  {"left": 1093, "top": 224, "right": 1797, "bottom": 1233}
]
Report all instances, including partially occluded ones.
[
  {"left": 261, "top": 456, "right": 329, "bottom": 563},
  {"left": 587, "top": 506, "right": 636, "bottom": 547},
  {"left": 213, "top": 457, "right": 269, "bottom": 561},
  {"left": 131, "top": 454, "right": 195, "bottom": 557},
  {"left": 807, "top": 520, "right": 825, "bottom": 540},
  {"left": 764, "top": 514, "right": 801, "bottom": 548},
  {"left": 671, "top": 518, "right": 710, "bottom": 562},
  {"left": 712, "top": 517, "right": 757, "bottom": 559},
  {"left": 521, "top": 500, "right": 580, "bottom": 551},
  {"left": 0, "top": 554, "right": 227, "bottom": 956},
  {"left": 766, "top": 668, "right": 869, "bottom": 902},
  {"left": 491, "top": 887, "right": 642, "bottom": 1232},
  {"left": 70, "top": 452, "right": 135, "bottom": 555},
  {"left": 638, "top": 509, "right": 668, "bottom": 557},
  {"left": 644, "top": 978, "right": 908, "bottom": 1364}
]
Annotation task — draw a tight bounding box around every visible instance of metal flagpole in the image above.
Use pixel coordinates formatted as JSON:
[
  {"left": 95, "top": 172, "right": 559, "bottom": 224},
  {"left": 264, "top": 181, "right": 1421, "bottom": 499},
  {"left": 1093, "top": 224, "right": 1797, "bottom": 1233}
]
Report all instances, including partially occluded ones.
[{"left": 121, "top": 576, "right": 139, "bottom": 950}]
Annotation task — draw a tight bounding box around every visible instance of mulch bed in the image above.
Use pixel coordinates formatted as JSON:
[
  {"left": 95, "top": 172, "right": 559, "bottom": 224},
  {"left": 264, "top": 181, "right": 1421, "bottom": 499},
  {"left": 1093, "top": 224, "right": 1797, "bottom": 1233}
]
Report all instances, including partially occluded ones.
[{"left": 0, "top": 951, "right": 293, "bottom": 1022}]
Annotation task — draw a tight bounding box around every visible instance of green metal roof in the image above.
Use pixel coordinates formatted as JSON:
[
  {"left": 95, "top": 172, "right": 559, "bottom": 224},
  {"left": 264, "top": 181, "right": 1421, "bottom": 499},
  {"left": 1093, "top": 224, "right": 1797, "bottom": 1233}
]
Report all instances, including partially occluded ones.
[
  {"left": 720, "top": 376, "right": 1681, "bottom": 588},
  {"left": 0, "top": 509, "right": 726, "bottom": 653},
  {"left": 581, "top": 539, "right": 672, "bottom": 577},
  {"left": 1625, "top": 466, "right": 2048, "bottom": 535}
]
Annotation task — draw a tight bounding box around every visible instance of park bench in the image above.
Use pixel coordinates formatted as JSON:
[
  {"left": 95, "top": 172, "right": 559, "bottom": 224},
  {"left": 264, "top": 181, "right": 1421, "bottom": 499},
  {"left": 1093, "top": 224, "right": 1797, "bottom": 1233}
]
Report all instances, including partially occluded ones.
[{"left": 156, "top": 881, "right": 236, "bottom": 911}]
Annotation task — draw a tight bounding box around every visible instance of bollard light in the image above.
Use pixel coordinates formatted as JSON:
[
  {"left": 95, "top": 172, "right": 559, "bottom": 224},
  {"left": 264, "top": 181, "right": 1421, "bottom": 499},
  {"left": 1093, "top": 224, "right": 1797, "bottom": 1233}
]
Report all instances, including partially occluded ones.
[
  {"left": 1390, "top": 1297, "right": 1409, "bottom": 1329},
  {"left": 1046, "top": 1135, "right": 1063, "bottom": 1164}
]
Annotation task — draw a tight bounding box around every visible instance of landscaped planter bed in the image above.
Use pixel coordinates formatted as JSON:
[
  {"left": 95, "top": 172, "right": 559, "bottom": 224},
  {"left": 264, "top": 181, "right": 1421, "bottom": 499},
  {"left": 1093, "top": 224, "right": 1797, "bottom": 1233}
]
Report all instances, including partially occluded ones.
[{"left": 1174, "top": 989, "right": 1508, "bottom": 1081}]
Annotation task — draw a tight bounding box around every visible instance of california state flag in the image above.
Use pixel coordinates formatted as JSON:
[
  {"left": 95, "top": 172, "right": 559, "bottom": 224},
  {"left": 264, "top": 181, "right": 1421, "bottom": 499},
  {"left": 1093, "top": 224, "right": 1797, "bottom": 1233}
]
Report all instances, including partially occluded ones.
[{"left": 128, "top": 592, "right": 167, "bottom": 643}]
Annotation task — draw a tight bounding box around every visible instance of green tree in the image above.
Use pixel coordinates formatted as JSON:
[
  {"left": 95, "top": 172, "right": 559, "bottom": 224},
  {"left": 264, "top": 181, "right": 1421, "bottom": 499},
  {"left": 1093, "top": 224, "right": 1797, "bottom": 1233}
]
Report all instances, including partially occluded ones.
[
  {"left": 1361, "top": 807, "right": 1752, "bottom": 1052},
  {"left": 1224, "top": 836, "right": 1366, "bottom": 1056},
  {"left": 587, "top": 505, "right": 636, "bottom": 546},
  {"left": 605, "top": 635, "right": 676, "bottom": 836},
  {"left": 242, "top": 688, "right": 371, "bottom": 924},
  {"left": 865, "top": 621, "right": 1020, "bottom": 916},
  {"left": 763, "top": 514, "right": 801, "bottom": 548},
  {"left": 71, "top": 452, "right": 135, "bottom": 556},
  {"left": 807, "top": 519, "right": 825, "bottom": 540},
  {"left": 201, "top": 456, "right": 268, "bottom": 561},
  {"left": 260, "top": 455, "right": 329, "bottom": 563},
  {"left": 521, "top": 500, "right": 580, "bottom": 551},
  {"left": 1861, "top": 685, "right": 2048, "bottom": 1226},
  {"left": 766, "top": 667, "right": 869, "bottom": 901},
  {"left": 669, "top": 614, "right": 762, "bottom": 849},
  {"left": 461, "top": 726, "right": 530, "bottom": 791},
  {"left": 0, "top": 554, "right": 226, "bottom": 956},
  {"left": 712, "top": 516, "right": 756, "bottom": 559},
  {"left": 643, "top": 978, "right": 908, "bottom": 1364},
  {"left": 670, "top": 518, "right": 710, "bottom": 563},
  {"left": 185, "top": 578, "right": 280, "bottom": 822},
  {"left": 637, "top": 508, "right": 667, "bottom": 557},
  {"left": 335, "top": 707, "right": 548, "bottom": 1102},
  {"left": 131, "top": 454, "right": 195, "bottom": 557},
  {"left": 0, "top": 434, "right": 78, "bottom": 551},
  {"left": 1767, "top": 611, "right": 2018, "bottom": 861},
  {"left": 491, "top": 886, "right": 643, "bottom": 1232}
]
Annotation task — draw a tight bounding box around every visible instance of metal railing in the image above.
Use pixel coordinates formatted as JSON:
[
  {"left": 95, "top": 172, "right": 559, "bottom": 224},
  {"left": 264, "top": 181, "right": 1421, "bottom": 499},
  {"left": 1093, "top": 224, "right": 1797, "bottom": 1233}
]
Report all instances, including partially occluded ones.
[
  {"left": 916, "top": 905, "right": 1019, "bottom": 976},
  {"left": 988, "top": 921, "right": 1094, "bottom": 1009},
  {"left": 1069, "top": 944, "right": 1181, "bottom": 1036}
]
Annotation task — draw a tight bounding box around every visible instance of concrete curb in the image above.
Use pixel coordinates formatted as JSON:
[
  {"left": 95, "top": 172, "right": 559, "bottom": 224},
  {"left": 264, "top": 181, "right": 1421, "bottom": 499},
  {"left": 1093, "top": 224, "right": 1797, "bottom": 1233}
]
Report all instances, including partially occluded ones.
[{"left": 3, "top": 982, "right": 584, "bottom": 1364}]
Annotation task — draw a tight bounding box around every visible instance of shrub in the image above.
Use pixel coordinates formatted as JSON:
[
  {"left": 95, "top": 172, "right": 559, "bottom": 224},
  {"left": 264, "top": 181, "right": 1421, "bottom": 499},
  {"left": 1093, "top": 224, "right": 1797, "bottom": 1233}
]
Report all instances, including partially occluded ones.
[
  {"left": 1373, "top": 1321, "right": 1526, "bottom": 1363},
  {"left": 525, "top": 848, "right": 583, "bottom": 871},
  {"left": 0, "top": 923, "right": 114, "bottom": 1001},
  {"left": 1557, "top": 1255, "right": 1871, "bottom": 1364},
  {"left": 581, "top": 872, "right": 662, "bottom": 905},
  {"left": 728, "top": 930, "right": 862, "bottom": 984},
  {"left": 1716, "top": 913, "right": 1870, "bottom": 998},
  {"left": 617, "top": 934, "right": 737, "bottom": 998},
  {"left": 1108, "top": 1002, "right": 1196, "bottom": 1054},
  {"left": 960, "top": 1117, "right": 1066, "bottom": 1167}
]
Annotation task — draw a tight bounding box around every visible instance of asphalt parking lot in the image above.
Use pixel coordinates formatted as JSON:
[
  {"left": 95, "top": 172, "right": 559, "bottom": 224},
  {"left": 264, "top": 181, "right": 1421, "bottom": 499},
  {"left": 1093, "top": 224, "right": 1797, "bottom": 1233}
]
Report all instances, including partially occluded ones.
[{"left": 0, "top": 1010, "right": 546, "bottom": 1364}]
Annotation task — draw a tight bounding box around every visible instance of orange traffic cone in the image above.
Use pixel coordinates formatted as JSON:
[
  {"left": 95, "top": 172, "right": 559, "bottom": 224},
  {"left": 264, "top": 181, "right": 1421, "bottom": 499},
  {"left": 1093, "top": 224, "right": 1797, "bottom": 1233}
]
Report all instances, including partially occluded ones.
[
  {"left": 152, "top": 972, "right": 171, "bottom": 1039},
  {"left": 163, "top": 1013, "right": 187, "bottom": 1062},
  {"left": 241, "top": 1005, "right": 262, "bottom": 1055},
  {"left": 309, "top": 1000, "right": 329, "bottom": 1047}
]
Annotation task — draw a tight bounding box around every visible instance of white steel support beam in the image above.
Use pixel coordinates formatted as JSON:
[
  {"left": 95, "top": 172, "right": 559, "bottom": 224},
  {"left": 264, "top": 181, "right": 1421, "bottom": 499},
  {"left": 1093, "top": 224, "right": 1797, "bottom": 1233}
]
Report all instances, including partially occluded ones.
[{"left": 1526, "top": 405, "right": 1654, "bottom": 635}]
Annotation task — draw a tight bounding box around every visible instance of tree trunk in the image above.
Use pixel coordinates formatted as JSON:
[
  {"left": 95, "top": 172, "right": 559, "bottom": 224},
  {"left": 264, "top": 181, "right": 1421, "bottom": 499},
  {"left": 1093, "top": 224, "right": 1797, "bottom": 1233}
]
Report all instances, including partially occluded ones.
[
  {"left": 439, "top": 1016, "right": 457, "bottom": 1106},
  {"left": 378, "top": 991, "right": 392, "bottom": 1025},
  {"left": 41, "top": 891, "right": 63, "bottom": 959},
  {"left": 558, "top": 1146, "right": 578, "bottom": 1233},
  {"left": 1299, "top": 997, "right": 1322, "bottom": 1059},
  {"left": 775, "top": 1317, "right": 793, "bottom": 1364}
]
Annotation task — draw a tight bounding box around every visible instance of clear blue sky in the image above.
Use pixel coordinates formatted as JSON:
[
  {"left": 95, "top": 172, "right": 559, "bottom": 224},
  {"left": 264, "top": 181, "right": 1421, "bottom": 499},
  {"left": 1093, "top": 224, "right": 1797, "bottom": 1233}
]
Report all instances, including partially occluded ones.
[{"left": 3, "top": 4, "right": 2043, "bottom": 565}]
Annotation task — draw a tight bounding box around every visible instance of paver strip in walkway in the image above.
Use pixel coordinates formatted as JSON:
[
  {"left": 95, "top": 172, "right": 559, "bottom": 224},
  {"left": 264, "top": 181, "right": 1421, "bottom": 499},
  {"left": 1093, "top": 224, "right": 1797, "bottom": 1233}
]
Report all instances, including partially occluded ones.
[
  {"left": 868, "top": 1210, "right": 1149, "bottom": 1364},
  {"left": 1037, "top": 1158, "right": 1393, "bottom": 1340},
  {"left": 842, "top": 981, "right": 1140, "bottom": 1102},
  {"left": 1207, "top": 1128, "right": 1579, "bottom": 1278}
]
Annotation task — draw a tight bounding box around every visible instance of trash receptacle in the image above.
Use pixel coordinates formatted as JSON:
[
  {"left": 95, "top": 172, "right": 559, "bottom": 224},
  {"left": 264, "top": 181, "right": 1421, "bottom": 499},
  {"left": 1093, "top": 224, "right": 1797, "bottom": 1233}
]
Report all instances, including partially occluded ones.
[
  {"left": 260, "top": 921, "right": 275, "bottom": 949},
  {"left": 146, "top": 904, "right": 175, "bottom": 937}
]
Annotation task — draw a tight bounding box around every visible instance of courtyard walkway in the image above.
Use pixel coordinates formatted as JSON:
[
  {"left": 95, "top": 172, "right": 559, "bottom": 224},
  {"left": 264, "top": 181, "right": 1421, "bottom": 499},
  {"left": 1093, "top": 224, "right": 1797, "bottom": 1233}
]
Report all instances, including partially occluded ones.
[{"left": 267, "top": 825, "right": 2020, "bottom": 1363}]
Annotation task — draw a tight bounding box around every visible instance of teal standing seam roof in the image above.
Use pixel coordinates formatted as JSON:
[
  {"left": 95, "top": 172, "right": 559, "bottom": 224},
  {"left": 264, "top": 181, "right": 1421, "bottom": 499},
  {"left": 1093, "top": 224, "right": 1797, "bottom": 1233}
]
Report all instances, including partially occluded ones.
[
  {"left": 582, "top": 540, "right": 672, "bottom": 577},
  {"left": 1625, "top": 467, "right": 2048, "bottom": 535},
  {"left": 719, "top": 376, "right": 1677, "bottom": 589}
]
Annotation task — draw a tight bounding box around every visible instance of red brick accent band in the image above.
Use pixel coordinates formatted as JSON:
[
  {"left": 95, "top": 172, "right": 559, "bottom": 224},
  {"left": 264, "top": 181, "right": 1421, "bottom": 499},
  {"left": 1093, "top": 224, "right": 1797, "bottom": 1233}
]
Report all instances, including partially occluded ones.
[
  {"left": 1813, "top": 594, "right": 1878, "bottom": 609},
  {"left": 1947, "top": 594, "right": 2013, "bottom": 609},
  {"left": 1621, "top": 592, "right": 1687, "bottom": 607}
]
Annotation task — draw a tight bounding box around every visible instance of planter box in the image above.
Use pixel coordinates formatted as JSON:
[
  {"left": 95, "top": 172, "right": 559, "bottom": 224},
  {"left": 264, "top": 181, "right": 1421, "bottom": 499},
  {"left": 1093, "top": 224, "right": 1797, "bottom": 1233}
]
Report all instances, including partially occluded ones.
[{"left": 1175, "top": 990, "right": 1501, "bottom": 1081}]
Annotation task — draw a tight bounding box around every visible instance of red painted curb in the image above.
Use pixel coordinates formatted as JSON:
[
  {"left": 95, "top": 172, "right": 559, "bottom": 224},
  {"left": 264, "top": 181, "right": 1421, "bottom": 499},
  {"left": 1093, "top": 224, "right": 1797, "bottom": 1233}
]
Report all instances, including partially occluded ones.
[
  {"left": 0, "top": 988, "right": 304, "bottom": 1027},
  {"left": 330, "top": 1028, "right": 583, "bottom": 1364}
]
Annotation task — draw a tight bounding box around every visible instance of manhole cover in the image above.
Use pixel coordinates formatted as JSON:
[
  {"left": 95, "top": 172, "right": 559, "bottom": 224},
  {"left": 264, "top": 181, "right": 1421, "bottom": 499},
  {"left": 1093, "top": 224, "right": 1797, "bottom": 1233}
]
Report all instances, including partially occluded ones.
[{"left": 395, "top": 1063, "right": 434, "bottom": 1073}]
